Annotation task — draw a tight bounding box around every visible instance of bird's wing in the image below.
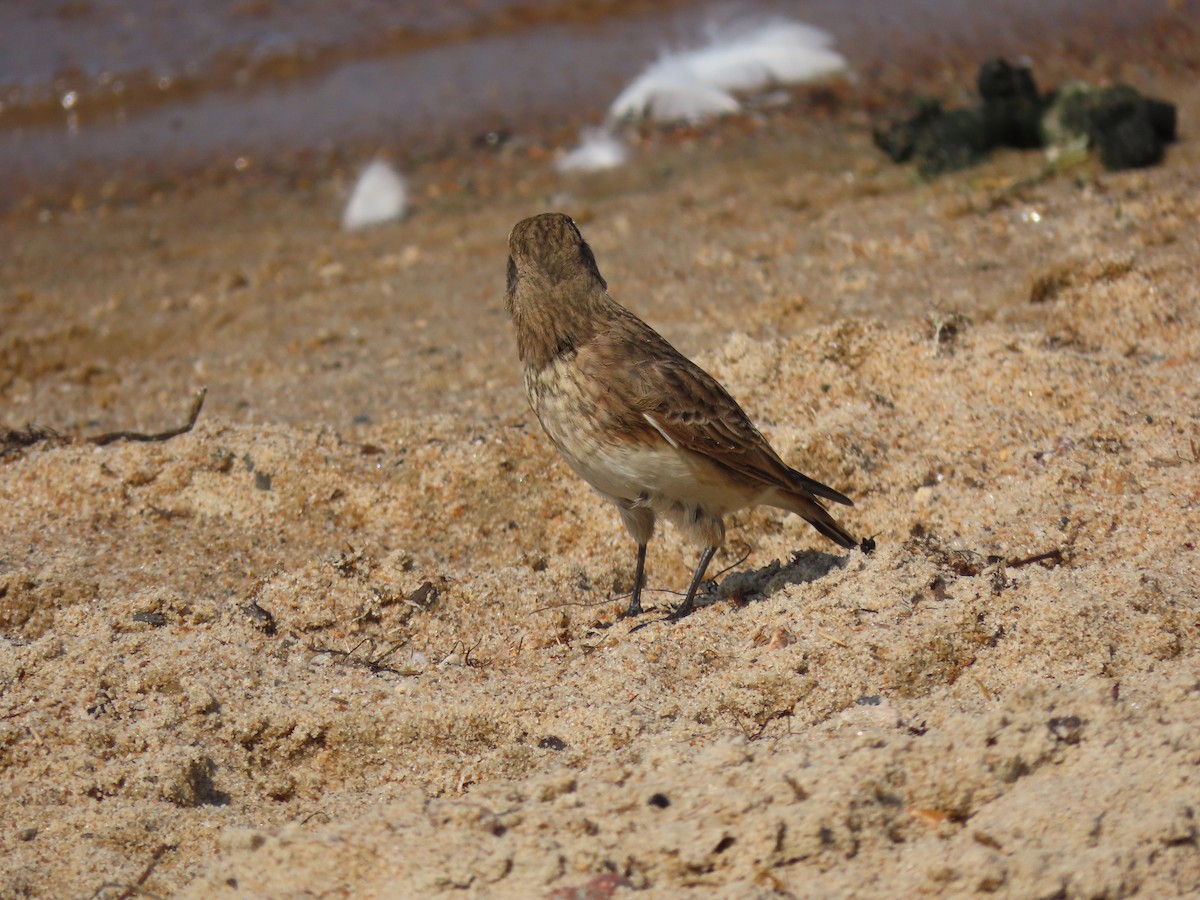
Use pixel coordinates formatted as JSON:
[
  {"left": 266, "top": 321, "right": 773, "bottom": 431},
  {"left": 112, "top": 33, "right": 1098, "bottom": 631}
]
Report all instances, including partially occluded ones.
[{"left": 583, "top": 311, "right": 852, "bottom": 507}]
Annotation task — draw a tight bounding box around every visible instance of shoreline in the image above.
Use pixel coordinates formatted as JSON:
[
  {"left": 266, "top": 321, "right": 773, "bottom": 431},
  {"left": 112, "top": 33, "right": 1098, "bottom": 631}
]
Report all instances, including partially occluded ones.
[{"left": 1, "top": 0, "right": 1189, "bottom": 215}]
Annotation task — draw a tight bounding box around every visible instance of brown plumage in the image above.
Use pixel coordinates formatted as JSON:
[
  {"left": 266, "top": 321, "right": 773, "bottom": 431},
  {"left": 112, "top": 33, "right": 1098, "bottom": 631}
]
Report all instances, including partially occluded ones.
[{"left": 505, "top": 212, "right": 856, "bottom": 619}]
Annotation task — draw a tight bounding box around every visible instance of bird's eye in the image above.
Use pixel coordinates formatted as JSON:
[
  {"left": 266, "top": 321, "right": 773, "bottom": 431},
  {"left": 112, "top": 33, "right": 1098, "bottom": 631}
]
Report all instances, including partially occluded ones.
[{"left": 506, "top": 256, "right": 518, "bottom": 293}]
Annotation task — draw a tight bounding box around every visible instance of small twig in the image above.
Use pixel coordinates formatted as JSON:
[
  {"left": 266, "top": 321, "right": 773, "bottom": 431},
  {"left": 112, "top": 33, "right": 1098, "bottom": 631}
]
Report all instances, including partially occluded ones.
[
  {"left": 712, "top": 546, "right": 753, "bottom": 581},
  {"left": 365, "top": 640, "right": 408, "bottom": 670},
  {"left": 88, "top": 388, "right": 207, "bottom": 447},
  {"left": 91, "top": 886, "right": 161, "bottom": 900},
  {"left": 309, "top": 638, "right": 418, "bottom": 677},
  {"left": 125, "top": 843, "right": 175, "bottom": 898},
  {"left": 462, "top": 636, "right": 485, "bottom": 668},
  {"left": 973, "top": 676, "right": 994, "bottom": 701},
  {"left": 628, "top": 616, "right": 663, "bottom": 634},
  {"left": 0, "top": 424, "right": 60, "bottom": 459},
  {"left": 1007, "top": 549, "right": 1065, "bottom": 569},
  {"left": 531, "top": 595, "right": 629, "bottom": 615},
  {"left": 92, "top": 842, "right": 176, "bottom": 900}
]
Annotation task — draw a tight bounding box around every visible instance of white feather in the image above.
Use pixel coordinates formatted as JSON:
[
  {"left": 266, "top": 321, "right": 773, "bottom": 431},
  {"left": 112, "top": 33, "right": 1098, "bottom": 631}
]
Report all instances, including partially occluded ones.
[
  {"left": 689, "top": 20, "right": 845, "bottom": 91},
  {"left": 643, "top": 413, "right": 679, "bottom": 449},
  {"left": 609, "top": 60, "right": 740, "bottom": 123},
  {"left": 342, "top": 159, "right": 407, "bottom": 230},
  {"left": 555, "top": 127, "right": 631, "bottom": 172},
  {"left": 609, "top": 19, "right": 847, "bottom": 123}
]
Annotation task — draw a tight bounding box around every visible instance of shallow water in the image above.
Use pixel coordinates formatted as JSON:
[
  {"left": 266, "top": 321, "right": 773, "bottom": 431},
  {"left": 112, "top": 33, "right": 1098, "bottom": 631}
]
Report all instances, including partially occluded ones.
[{"left": 0, "top": 0, "right": 1181, "bottom": 207}]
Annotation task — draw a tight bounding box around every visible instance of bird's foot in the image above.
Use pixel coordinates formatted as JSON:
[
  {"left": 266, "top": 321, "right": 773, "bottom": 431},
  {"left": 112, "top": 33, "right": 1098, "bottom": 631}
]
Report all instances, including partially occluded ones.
[{"left": 667, "top": 598, "right": 695, "bottom": 621}]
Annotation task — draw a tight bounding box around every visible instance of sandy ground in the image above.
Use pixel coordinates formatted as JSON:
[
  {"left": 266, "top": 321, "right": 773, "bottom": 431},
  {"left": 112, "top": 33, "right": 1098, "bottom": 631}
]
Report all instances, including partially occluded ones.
[{"left": 3, "top": 47, "right": 1200, "bottom": 899}]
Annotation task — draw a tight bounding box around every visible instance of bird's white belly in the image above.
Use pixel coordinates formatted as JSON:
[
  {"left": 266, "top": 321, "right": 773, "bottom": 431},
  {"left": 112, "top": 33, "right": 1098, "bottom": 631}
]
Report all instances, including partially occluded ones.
[
  {"left": 567, "top": 439, "right": 756, "bottom": 517},
  {"left": 526, "top": 358, "right": 760, "bottom": 518}
]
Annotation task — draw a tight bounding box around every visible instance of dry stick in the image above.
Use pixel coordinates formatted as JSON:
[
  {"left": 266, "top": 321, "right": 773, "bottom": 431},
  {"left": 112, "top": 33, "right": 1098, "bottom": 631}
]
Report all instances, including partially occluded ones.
[
  {"left": 0, "top": 424, "right": 59, "bottom": 458},
  {"left": 712, "top": 545, "right": 753, "bottom": 581},
  {"left": 92, "top": 842, "right": 176, "bottom": 900},
  {"left": 309, "top": 639, "right": 418, "bottom": 677},
  {"left": 1007, "top": 549, "right": 1065, "bottom": 569},
  {"left": 88, "top": 387, "right": 208, "bottom": 447}
]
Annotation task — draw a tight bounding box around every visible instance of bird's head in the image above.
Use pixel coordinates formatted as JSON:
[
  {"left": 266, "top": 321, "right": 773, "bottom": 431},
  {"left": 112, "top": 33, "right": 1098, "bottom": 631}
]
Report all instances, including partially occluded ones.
[
  {"left": 506, "top": 212, "right": 607, "bottom": 295},
  {"left": 504, "top": 213, "right": 612, "bottom": 366}
]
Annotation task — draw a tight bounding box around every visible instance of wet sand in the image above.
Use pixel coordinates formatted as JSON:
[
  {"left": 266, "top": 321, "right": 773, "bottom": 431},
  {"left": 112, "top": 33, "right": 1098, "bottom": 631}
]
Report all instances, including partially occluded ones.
[{"left": 3, "top": 17, "right": 1200, "bottom": 899}]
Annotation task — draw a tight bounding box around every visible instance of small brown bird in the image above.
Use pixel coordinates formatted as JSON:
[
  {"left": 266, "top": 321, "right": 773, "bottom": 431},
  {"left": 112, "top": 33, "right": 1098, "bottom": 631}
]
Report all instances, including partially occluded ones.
[{"left": 505, "top": 212, "right": 856, "bottom": 619}]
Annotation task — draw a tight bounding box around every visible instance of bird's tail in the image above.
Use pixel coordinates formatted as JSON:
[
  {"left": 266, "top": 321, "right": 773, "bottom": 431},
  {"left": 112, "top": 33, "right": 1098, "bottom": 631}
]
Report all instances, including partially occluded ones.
[{"left": 773, "top": 490, "right": 857, "bottom": 550}]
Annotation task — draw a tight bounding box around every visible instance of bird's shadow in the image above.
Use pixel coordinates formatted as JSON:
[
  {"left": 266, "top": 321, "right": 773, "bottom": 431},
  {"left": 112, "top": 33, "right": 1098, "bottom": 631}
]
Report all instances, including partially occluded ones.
[
  {"left": 715, "top": 549, "right": 849, "bottom": 607},
  {"left": 628, "top": 549, "right": 848, "bottom": 630}
]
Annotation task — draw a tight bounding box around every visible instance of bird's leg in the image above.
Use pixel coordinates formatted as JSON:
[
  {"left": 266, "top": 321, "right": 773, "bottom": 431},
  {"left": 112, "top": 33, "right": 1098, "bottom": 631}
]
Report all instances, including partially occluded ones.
[
  {"left": 671, "top": 545, "right": 717, "bottom": 620},
  {"left": 626, "top": 543, "right": 647, "bottom": 617}
]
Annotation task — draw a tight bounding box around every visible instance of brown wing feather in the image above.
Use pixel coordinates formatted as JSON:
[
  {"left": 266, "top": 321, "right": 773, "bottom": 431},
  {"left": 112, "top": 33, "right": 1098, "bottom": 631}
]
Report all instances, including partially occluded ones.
[{"left": 582, "top": 307, "right": 852, "bottom": 507}]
